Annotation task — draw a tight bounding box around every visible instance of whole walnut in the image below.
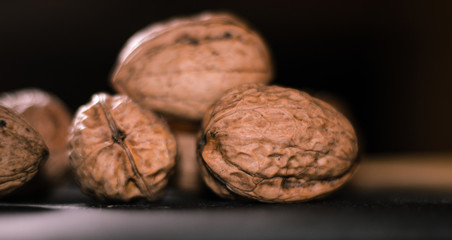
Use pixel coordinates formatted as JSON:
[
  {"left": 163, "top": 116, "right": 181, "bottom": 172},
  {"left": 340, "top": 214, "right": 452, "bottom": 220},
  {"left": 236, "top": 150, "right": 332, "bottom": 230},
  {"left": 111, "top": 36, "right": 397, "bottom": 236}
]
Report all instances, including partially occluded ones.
[
  {"left": 0, "top": 105, "right": 49, "bottom": 197},
  {"left": 68, "top": 93, "right": 176, "bottom": 202},
  {"left": 111, "top": 12, "right": 273, "bottom": 120},
  {"left": 0, "top": 89, "right": 72, "bottom": 193},
  {"left": 198, "top": 84, "right": 359, "bottom": 203}
]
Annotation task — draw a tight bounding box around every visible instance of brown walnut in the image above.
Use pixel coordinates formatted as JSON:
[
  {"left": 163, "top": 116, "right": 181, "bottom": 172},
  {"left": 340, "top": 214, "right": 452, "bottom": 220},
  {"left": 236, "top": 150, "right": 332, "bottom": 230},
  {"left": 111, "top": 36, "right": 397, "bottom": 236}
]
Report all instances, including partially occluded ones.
[
  {"left": 0, "top": 89, "right": 72, "bottom": 192},
  {"left": 198, "top": 84, "right": 359, "bottom": 203},
  {"left": 111, "top": 12, "right": 273, "bottom": 120},
  {"left": 0, "top": 105, "right": 49, "bottom": 197},
  {"left": 68, "top": 93, "right": 176, "bottom": 202}
]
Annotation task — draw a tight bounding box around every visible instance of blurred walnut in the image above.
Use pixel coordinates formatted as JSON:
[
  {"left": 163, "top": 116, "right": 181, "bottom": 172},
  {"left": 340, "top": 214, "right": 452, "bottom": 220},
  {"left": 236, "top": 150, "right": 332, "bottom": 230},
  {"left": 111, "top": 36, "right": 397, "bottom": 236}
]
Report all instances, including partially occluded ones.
[
  {"left": 167, "top": 119, "right": 203, "bottom": 192},
  {"left": 68, "top": 93, "right": 176, "bottom": 202},
  {"left": 0, "top": 89, "right": 72, "bottom": 193},
  {"left": 198, "top": 84, "right": 359, "bottom": 203},
  {"left": 0, "top": 105, "right": 49, "bottom": 197},
  {"left": 111, "top": 12, "right": 273, "bottom": 120}
]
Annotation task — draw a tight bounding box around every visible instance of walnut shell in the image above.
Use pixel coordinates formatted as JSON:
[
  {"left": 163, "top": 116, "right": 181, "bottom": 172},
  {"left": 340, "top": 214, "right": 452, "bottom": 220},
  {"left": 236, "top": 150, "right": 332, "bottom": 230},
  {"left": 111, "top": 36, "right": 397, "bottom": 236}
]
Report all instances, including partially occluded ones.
[
  {"left": 111, "top": 12, "right": 273, "bottom": 120},
  {"left": 0, "top": 105, "right": 49, "bottom": 197},
  {"left": 68, "top": 93, "right": 176, "bottom": 202},
  {"left": 0, "top": 89, "right": 72, "bottom": 191},
  {"left": 198, "top": 84, "right": 359, "bottom": 203}
]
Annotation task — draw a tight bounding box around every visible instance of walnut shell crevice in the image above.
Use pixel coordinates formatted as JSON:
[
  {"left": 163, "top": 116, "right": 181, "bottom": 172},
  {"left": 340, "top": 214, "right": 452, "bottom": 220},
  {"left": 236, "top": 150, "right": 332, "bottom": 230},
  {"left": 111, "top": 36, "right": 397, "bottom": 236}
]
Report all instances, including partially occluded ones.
[{"left": 68, "top": 93, "right": 176, "bottom": 202}]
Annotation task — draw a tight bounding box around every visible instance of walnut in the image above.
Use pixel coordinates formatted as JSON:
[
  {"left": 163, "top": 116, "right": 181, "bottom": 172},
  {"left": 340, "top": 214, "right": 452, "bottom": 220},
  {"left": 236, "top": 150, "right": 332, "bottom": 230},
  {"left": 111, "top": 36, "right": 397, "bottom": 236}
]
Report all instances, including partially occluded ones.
[
  {"left": 198, "top": 84, "right": 359, "bottom": 203},
  {"left": 0, "top": 89, "right": 72, "bottom": 193},
  {"left": 68, "top": 93, "right": 176, "bottom": 202},
  {"left": 167, "top": 119, "right": 203, "bottom": 192},
  {"left": 0, "top": 105, "right": 49, "bottom": 197},
  {"left": 111, "top": 12, "right": 273, "bottom": 120}
]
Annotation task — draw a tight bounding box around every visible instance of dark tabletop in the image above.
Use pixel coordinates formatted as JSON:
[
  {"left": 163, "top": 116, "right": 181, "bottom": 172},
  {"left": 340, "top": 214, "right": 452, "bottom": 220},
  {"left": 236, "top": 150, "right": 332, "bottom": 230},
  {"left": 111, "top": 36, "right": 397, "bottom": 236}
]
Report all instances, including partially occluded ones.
[{"left": 0, "top": 184, "right": 451, "bottom": 240}]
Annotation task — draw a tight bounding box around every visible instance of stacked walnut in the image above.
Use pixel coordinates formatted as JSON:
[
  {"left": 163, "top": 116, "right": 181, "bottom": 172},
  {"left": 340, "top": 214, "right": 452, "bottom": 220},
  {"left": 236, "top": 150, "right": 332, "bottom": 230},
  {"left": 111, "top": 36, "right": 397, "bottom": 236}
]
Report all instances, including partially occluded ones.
[
  {"left": 0, "top": 12, "right": 358, "bottom": 203},
  {"left": 108, "top": 12, "right": 274, "bottom": 195},
  {"left": 60, "top": 12, "right": 274, "bottom": 202},
  {"left": 104, "top": 11, "right": 357, "bottom": 203}
]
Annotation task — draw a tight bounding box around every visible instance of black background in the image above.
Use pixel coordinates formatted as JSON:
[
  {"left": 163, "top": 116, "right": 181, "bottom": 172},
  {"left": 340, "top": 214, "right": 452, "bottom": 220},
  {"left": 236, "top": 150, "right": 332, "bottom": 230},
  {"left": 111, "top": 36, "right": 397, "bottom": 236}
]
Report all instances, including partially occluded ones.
[{"left": 1, "top": 0, "right": 451, "bottom": 154}]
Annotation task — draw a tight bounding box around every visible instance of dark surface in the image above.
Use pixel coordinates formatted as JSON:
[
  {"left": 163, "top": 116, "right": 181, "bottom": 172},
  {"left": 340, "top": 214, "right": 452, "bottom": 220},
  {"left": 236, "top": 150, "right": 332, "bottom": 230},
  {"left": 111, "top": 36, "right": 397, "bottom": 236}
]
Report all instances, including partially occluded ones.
[{"left": 0, "top": 186, "right": 451, "bottom": 239}]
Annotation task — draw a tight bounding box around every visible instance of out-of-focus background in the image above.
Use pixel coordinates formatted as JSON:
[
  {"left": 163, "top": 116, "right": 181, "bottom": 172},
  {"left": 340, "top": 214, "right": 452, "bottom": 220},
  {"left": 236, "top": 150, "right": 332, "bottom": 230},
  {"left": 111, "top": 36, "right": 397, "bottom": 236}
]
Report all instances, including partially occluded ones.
[{"left": 0, "top": 0, "right": 451, "bottom": 155}]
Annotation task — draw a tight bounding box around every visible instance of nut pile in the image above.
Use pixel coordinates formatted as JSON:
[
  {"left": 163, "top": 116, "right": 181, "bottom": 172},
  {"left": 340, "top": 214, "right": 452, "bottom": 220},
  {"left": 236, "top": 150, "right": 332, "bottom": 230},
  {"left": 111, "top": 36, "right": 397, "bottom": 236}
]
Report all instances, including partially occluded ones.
[
  {"left": 110, "top": 11, "right": 274, "bottom": 194},
  {"left": 1, "top": 11, "right": 359, "bottom": 203}
]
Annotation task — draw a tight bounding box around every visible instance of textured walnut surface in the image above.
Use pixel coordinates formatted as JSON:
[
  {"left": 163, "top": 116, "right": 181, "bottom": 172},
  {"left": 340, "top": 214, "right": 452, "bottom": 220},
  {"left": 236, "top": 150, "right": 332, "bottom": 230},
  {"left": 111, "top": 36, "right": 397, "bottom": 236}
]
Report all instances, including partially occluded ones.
[
  {"left": 68, "top": 93, "right": 176, "bottom": 202},
  {"left": 111, "top": 12, "right": 273, "bottom": 120},
  {"left": 0, "top": 89, "right": 72, "bottom": 189},
  {"left": 198, "top": 84, "right": 359, "bottom": 203},
  {"left": 0, "top": 105, "right": 49, "bottom": 196}
]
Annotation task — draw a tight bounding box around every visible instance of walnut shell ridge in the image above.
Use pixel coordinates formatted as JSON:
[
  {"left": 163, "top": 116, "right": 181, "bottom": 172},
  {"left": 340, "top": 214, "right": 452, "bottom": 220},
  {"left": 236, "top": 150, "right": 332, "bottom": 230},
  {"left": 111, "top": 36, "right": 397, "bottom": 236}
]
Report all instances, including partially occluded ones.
[
  {"left": 0, "top": 105, "right": 49, "bottom": 196},
  {"left": 198, "top": 84, "right": 359, "bottom": 203},
  {"left": 111, "top": 12, "right": 273, "bottom": 120},
  {"left": 68, "top": 93, "right": 176, "bottom": 202}
]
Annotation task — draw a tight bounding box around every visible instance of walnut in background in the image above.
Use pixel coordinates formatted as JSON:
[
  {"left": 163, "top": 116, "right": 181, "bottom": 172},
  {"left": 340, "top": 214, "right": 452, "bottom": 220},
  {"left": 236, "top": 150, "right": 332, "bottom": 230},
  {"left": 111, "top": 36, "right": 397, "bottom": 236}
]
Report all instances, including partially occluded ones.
[
  {"left": 111, "top": 12, "right": 273, "bottom": 120},
  {"left": 0, "top": 105, "right": 49, "bottom": 197},
  {"left": 0, "top": 89, "right": 72, "bottom": 196},
  {"left": 167, "top": 119, "right": 203, "bottom": 193}
]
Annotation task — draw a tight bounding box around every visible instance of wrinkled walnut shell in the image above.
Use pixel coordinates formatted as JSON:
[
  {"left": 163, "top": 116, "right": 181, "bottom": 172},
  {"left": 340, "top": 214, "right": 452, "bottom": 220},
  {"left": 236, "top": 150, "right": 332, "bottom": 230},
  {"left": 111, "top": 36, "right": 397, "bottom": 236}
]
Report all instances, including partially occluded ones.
[
  {"left": 0, "top": 105, "right": 49, "bottom": 197},
  {"left": 0, "top": 89, "right": 72, "bottom": 192},
  {"left": 198, "top": 84, "right": 359, "bottom": 203},
  {"left": 111, "top": 12, "right": 273, "bottom": 120},
  {"left": 68, "top": 93, "right": 176, "bottom": 202}
]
